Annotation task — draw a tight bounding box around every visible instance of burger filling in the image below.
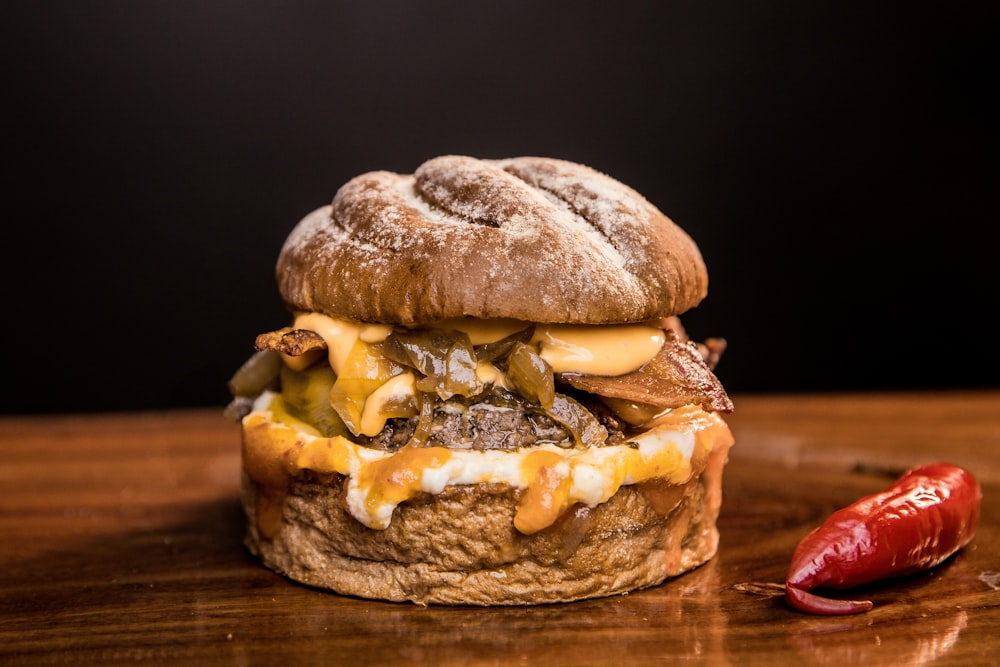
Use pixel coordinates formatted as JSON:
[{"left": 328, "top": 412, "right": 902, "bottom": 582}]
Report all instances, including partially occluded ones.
[
  {"left": 227, "top": 314, "right": 732, "bottom": 452},
  {"left": 227, "top": 313, "right": 734, "bottom": 535}
]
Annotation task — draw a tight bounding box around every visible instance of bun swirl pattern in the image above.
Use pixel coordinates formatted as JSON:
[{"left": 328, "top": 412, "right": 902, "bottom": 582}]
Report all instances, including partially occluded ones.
[{"left": 277, "top": 155, "right": 709, "bottom": 325}]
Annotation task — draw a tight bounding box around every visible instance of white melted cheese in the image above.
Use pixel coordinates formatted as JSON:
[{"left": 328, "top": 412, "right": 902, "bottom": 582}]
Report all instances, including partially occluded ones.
[{"left": 241, "top": 391, "right": 729, "bottom": 535}]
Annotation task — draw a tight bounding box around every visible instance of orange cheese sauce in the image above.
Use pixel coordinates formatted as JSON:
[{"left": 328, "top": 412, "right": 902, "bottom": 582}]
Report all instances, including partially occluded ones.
[
  {"left": 530, "top": 323, "right": 666, "bottom": 375},
  {"left": 356, "top": 445, "right": 453, "bottom": 519},
  {"left": 289, "top": 312, "right": 668, "bottom": 380},
  {"left": 242, "top": 393, "right": 734, "bottom": 537},
  {"left": 516, "top": 450, "right": 574, "bottom": 534}
]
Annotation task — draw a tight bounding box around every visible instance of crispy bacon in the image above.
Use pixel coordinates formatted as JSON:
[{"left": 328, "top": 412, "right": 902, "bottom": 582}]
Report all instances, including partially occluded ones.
[
  {"left": 255, "top": 327, "right": 327, "bottom": 356},
  {"left": 660, "top": 316, "right": 725, "bottom": 371},
  {"left": 556, "top": 330, "right": 734, "bottom": 413},
  {"left": 698, "top": 337, "right": 727, "bottom": 371}
]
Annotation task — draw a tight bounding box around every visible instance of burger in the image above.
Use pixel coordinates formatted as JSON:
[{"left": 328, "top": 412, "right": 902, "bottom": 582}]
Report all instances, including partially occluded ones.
[{"left": 226, "top": 155, "right": 735, "bottom": 605}]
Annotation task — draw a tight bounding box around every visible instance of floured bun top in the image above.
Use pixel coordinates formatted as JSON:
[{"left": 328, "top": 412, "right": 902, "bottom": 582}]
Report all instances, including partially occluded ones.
[{"left": 276, "top": 155, "right": 709, "bottom": 326}]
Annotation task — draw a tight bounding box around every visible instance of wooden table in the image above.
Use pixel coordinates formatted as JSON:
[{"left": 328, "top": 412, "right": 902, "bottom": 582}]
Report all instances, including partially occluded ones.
[{"left": 2, "top": 391, "right": 998, "bottom": 665}]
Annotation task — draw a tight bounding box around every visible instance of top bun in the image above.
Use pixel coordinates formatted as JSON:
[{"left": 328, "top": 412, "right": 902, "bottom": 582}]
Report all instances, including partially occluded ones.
[{"left": 276, "top": 155, "right": 709, "bottom": 326}]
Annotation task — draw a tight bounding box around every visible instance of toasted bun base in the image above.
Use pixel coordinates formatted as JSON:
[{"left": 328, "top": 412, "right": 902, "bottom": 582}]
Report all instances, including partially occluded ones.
[
  {"left": 242, "top": 442, "right": 729, "bottom": 606},
  {"left": 276, "top": 156, "right": 709, "bottom": 326}
]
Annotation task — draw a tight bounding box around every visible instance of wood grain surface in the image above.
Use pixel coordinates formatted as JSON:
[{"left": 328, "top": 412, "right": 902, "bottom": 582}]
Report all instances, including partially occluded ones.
[{"left": 2, "top": 391, "right": 998, "bottom": 666}]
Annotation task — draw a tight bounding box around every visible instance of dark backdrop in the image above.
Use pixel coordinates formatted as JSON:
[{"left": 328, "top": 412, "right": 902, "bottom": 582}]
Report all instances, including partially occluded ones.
[{"left": 4, "top": 1, "right": 996, "bottom": 414}]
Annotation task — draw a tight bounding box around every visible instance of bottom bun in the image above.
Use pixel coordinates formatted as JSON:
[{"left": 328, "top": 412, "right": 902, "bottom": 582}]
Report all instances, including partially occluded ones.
[{"left": 242, "top": 438, "right": 731, "bottom": 606}]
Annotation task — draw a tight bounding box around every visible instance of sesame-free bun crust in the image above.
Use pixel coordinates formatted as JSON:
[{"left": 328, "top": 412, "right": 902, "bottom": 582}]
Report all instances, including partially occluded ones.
[
  {"left": 276, "top": 156, "right": 709, "bottom": 326},
  {"left": 241, "top": 438, "right": 729, "bottom": 606}
]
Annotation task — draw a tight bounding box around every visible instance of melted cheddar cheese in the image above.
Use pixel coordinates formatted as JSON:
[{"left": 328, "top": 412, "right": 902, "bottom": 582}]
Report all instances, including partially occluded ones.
[
  {"left": 291, "top": 312, "right": 666, "bottom": 377},
  {"left": 529, "top": 323, "right": 665, "bottom": 375},
  {"left": 242, "top": 391, "right": 734, "bottom": 536}
]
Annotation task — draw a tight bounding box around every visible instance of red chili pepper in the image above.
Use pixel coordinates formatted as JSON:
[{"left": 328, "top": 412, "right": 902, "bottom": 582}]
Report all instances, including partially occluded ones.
[{"left": 785, "top": 463, "right": 981, "bottom": 615}]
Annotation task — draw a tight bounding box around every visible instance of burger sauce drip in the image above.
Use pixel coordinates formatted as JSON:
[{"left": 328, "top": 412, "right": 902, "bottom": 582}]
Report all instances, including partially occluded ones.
[
  {"left": 241, "top": 406, "right": 355, "bottom": 539},
  {"left": 638, "top": 409, "right": 731, "bottom": 513},
  {"left": 358, "top": 446, "right": 453, "bottom": 519},
  {"left": 515, "top": 450, "right": 575, "bottom": 535},
  {"left": 549, "top": 505, "right": 595, "bottom": 563},
  {"left": 241, "top": 416, "right": 304, "bottom": 539},
  {"left": 643, "top": 425, "right": 732, "bottom": 573}
]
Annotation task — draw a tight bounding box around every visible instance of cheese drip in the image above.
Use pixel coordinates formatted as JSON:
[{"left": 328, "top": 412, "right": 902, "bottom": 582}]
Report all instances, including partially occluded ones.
[{"left": 241, "top": 392, "right": 733, "bottom": 535}]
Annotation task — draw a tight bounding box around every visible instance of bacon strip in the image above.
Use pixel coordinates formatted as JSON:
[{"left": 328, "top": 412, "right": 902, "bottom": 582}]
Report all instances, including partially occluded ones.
[
  {"left": 556, "top": 330, "right": 734, "bottom": 413},
  {"left": 255, "top": 327, "right": 327, "bottom": 356}
]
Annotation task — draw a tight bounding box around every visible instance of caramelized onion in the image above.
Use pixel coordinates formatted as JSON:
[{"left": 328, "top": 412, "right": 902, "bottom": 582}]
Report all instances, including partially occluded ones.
[
  {"left": 406, "top": 392, "right": 436, "bottom": 448},
  {"left": 553, "top": 505, "right": 594, "bottom": 563},
  {"left": 280, "top": 364, "right": 350, "bottom": 437},
  {"left": 600, "top": 396, "right": 664, "bottom": 426},
  {"left": 444, "top": 340, "right": 479, "bottom": 398},
  {"left": 473, "top": 325, "right": 534, "bottom": 362},
  {"left": 383, "top": 329, "right": 480, "bottom": 399},
  {"left": 507, "top": 342, "right": 555, "bottom": 409},
  {"left": 545, "top": 393, "right": 608, "bottom": 448},
  {"left": 228, "top": 350, "right": 282, "bottom": 398}
]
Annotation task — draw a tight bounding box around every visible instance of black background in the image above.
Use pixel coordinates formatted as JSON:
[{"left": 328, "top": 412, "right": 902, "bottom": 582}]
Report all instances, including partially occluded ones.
[{"left": 4, "top": 1, "right": 996, "bottom": 414}]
